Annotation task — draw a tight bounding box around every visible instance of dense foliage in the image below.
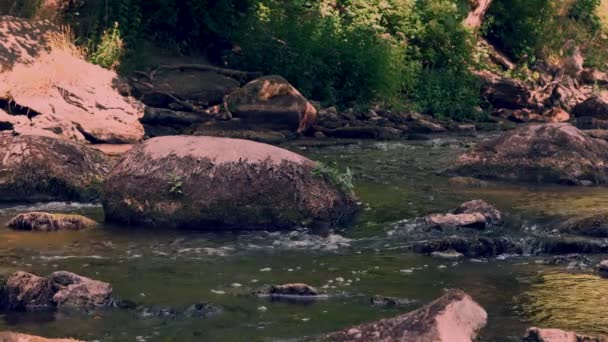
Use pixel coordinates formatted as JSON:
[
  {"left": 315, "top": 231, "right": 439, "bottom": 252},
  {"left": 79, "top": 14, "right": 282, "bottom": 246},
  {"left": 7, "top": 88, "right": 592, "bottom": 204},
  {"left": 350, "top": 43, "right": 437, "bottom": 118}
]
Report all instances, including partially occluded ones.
[
  {"left": 3, "top": 0, "right": 607, "bottom": 120},
  {"left": 484, "top": 0, "right": 607, "bottom": 68}
]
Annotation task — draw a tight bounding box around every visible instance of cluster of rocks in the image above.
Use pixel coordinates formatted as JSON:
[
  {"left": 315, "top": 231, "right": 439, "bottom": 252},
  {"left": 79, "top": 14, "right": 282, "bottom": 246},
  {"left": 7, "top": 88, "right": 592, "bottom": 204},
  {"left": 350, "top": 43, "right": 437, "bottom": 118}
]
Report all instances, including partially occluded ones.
[
  {"left": 0, "top": 133, "right": 358, "bottom": 231},
  {"left": 0, "top": 271, "right": 112, "bottom": 311}
]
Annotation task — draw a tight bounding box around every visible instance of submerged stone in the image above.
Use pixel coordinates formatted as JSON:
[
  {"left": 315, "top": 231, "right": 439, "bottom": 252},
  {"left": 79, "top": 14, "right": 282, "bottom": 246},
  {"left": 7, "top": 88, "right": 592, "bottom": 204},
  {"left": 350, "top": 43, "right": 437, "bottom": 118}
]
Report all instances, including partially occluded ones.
[
  {"left": 7, "top": 212, "right": 97, "bottom": 231},
  {"left": 323, "top": 289, "right": 487, "bottom": 342},
  {"left": 102, "top": 136, "right": 358, "bottom": 230}
]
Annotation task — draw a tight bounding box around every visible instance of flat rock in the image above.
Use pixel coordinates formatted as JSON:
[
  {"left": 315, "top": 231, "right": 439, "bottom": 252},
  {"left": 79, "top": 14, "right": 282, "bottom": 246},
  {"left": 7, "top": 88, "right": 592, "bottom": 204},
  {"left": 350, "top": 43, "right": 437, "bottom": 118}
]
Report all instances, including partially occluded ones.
[
  {"left": 323, "top": 290, "right": 487, "bottom": 342},
  {"left": 7, "top": 212, "right": 97, "bottom": 231}
]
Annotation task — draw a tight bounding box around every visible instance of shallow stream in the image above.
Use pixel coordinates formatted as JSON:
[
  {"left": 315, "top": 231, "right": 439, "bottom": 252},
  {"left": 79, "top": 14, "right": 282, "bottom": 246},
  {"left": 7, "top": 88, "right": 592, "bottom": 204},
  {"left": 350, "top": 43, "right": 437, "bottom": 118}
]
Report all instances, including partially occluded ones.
[{"left": 1, "top": 135, "right": 608, "bottom": 341}]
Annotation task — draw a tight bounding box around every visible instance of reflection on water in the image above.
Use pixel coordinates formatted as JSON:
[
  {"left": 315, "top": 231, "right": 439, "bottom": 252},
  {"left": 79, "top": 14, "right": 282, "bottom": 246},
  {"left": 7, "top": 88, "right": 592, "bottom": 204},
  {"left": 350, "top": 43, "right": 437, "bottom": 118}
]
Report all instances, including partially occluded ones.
[{"left": 517, "top": 272, "right": 608, "bottom": 336}]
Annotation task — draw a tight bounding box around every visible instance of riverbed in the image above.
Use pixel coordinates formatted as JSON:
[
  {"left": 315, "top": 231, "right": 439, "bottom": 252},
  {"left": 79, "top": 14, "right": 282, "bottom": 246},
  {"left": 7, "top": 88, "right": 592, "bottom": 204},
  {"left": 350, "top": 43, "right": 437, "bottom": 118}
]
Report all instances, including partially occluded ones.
[{"left": 1, "top": 134, "right": 607, "bottom": 341}]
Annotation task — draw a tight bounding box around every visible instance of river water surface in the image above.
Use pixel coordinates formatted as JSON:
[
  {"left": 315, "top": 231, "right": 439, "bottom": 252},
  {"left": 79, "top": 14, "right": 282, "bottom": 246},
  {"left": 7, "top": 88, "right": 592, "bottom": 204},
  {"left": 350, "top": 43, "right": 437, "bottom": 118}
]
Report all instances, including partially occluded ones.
[{"left": 1, "top": 135, "right": 608, "bottom": 341}]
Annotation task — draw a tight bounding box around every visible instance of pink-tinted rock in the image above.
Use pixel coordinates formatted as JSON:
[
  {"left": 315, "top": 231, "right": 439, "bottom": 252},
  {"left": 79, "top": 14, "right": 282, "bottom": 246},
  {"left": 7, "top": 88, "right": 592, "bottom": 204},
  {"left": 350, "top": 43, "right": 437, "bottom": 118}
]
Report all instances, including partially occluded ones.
[
  {"left": 425, "top": 200, "right": 501, "bottom": 229},
  {"left": 324, "top": 290, "right": 487, "bottom": 342},
  {"left": 7, "top": 212, "right": 97, "bottom": 231},
  {"left": 102, "top": 136, "right": 358, "bottom": 229},
  {"left": 0, "top": 16, "right": 144, "bottom": 143},
  {"left": 2, "top": 271, "right": 54, "bottom": 311}
]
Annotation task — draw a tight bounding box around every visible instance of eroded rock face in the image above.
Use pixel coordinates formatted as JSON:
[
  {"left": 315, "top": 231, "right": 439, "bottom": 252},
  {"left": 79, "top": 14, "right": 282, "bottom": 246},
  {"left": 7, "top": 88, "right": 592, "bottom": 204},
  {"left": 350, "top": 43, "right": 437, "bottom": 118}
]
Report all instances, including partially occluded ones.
[
  {"left": 225, "top": 75, "right": 317, "bottom": 133},
  {"left": 0, "top": 271, "right": 112, "bottom": 312},
  {"left": 0, "top": 135, "right": 110, "bottom": 202},
  {"left": 0, "top": 16, "right": 144, "bottom": 143},
  {"left": 449, "top": 123, "right": 608, "bottom": 185},
  {"left": 7, "top": 212, "right": 97, "bottom": 231},
  {"left": 523, "top": 327, "right": 606, "bottom": 342},
  {"left": 323, "top": 290, "right": 487, "bottom": 342},
  {"left": 102, "top": 136, "right": 358, "bottom": 230}
]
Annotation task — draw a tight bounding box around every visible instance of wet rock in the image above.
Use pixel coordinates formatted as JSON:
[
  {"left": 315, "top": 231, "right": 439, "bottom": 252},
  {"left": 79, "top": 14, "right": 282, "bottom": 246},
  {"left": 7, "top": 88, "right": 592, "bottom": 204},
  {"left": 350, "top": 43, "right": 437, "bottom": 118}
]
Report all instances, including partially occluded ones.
[
  {"left": 544, "top": 254, "right": 592, "bottom": 269},
  {"left": 1, "top": 271, "right": 54, "bottom": 311},
  {"left": 529, "top": 236, "right": 608, "bottom": 255},
  {"left": 323, "top": 290, "right": 487, "bottom": 342},
  {"left": 49, "top": 271, "right": 113, "bottom": 309},
  {"left": 370, "top": 295, "right": 417, "bottom": 307},
  {"left": 556, "top": 213, "right": 608, "bottom": 238},
  {"left": 596, "top": 259, "right": 608, "bottom": 278},
  {"left": 192, "top": 120, "right": 290, "bottom": 144},
  {"left": 424, "top": 200, "right": 501, "bottom": 230},
  {"left": 0, "top": 332, "right": 83, "bottom": 342},
  {"left": 0, "top": 271, "right": 112, "bottom": 312},
  {"left": 448, "top": 177, "right": 489, "bottom": 188},
  {"left": 225, "top": 75, "right": 317, "bottom": 133},
  {"left": 414, "top": 236, "right": 521, "bottom": 258},
  {"left": 572, "top": 95, "right": 608, "bottom": 120},
  {"left": 449, "top": 123, "right": 608, "bottom": 185},
  {"left": 255, "top": 283, "right": 324, "bottom": 302},
  {"left": 523, "top": 327, "right": 606, "bottom": 342},
  {"left": 0, "top": 135, "right": 110, "bottom": 202},
  {"left": 7, "top": 212, "right": 97, "bottom": 231},
  {"left": 431, "top": 250, "right": 464, "bottom": 260},
  {"left": 102, "top": 136, "right": 358, "bottom": 230},
  {"left": 136, "top": 302, "right": 221, "bottom": 320}
]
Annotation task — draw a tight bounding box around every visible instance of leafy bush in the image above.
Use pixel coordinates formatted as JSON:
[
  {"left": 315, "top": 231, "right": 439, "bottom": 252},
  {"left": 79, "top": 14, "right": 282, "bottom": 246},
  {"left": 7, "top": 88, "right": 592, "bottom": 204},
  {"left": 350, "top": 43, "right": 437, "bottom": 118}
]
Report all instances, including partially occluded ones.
[{"left": 90, "top": 22, "right": 125, "bottom": 70}]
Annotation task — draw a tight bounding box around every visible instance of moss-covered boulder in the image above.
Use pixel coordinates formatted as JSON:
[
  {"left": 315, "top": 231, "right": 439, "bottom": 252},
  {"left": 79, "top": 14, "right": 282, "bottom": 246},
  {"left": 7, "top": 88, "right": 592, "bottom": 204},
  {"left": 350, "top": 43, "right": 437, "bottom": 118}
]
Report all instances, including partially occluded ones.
[
  {"left": 7, "top": 212, "right": 97, "bottom": 231},
  {"left": 0, "top": 135, "right": 110, "bottom": 202},
  {"left": 449, "top": 123, "right": 608, "bottom": 185},
  {"left": 101, "top": 136, "right": 358, "bottom": 229}
]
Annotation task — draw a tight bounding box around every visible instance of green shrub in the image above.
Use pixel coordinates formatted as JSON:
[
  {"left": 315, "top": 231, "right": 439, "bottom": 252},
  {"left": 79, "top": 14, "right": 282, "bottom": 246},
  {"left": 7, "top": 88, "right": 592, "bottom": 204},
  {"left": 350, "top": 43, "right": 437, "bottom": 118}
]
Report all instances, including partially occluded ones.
[{"left": 90, "top": 22, "right": 125, "bottom": 70}]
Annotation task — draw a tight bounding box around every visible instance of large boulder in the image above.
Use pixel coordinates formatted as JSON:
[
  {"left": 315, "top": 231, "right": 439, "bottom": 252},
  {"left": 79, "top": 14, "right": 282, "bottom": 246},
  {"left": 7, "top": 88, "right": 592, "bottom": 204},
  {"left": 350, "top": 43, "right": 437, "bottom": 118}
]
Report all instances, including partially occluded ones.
[
  {"left": 449, "top": 123, "right": 608, "bottom": 185},
  {"left": 0, "top": 271, "right": 112, "bottom": 311},
  {"left": 323, "top": 290, "right": 487, "bottom": 342},
  {"left": 0, "top": 16, "right": 144, "bottom": 143},
  {"left": 225, "top": 76, "right": 317, "bottom": 133},
  {"left": 571, "top": 96, "right": 608, "bottom": 120},
  {"left": 102, "top": 136, "right": 357, "bottom": 229},
  {"left": 0, "top": 135, "right": 110, "bottom": 202},
  {"left": 556, "top": 213, "right": 608, "bottom": 238},
  {"left": 7, "top": 212, "right": 97, "bottom": 231}
]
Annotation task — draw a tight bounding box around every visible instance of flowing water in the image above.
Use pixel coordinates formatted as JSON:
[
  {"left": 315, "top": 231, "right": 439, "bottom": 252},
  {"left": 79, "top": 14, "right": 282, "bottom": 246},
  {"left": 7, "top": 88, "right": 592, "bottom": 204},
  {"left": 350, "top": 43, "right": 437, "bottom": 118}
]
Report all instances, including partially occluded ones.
[{"left": 1, "top": 135, "right": 608, "bottom": 341}]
